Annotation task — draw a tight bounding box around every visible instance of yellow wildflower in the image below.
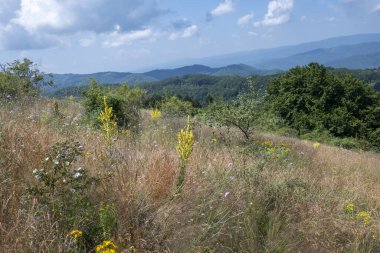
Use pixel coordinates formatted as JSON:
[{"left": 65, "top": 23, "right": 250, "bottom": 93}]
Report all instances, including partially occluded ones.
[
  {"left": 99, "top": 96, "right": 118, "bottom": 148},
  {"left": 70, "top": 229, "right": 83, "bottom": 239},
  {"left": 343, "top": 202, "right": 355, "bottom": 214},
  {"left": 176, "top": 116, "right": 195, "bottom": 165},
  {"left": 313, "top": 142, "right": 321, "bottom": 149},
  {"left": 261, "top": 141, "right": 273, "bottom": 148},
  {"left": 96, "top": 240, "right": 118, "bottom": 253},
  {"left": 150, "top": 108, "right": 162, "bottom": 120},
  {"left": 357, "top": 211, "right": 372, "bottom": 225}
]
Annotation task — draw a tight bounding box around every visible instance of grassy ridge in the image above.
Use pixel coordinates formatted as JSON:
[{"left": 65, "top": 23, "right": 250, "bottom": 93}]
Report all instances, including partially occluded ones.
[{"left": 1, "top": 99, "right": 380, "bottom": 252}]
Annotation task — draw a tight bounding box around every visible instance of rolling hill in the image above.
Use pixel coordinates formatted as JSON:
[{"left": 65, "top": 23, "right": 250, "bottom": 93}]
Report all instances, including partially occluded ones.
[
  {"left": 164, "top": 33, "right": 380, "bottom": 69},
  {"left": 257, "top": 42, "right": 380, "bottom": 70},
  {"left": 46, "top": 64, "right": 276, "bottom": 92}
]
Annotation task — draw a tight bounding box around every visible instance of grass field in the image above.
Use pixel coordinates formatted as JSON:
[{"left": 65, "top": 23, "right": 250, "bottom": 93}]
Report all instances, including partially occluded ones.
[{"left": 1, "top": 98, "right": 380, "bottom": 252}]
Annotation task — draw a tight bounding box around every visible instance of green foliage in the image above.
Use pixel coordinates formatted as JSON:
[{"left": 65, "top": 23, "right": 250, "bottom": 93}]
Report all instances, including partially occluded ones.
[
  {"left": 82, "top": 79, "right": 146, "bottom": 130},
  {"left": 28, "top": 141, "right": 98, "bottom": 236},
  {"left": 0, "top": 58, "right": 52, "bottom": 99},
  {"left": 203, "top": 78, "right": 264, "bottom": 139},
  {"left": 267, "top": 63, "right": 380, "bottom": 148},
  {"left": 99, "top": 204, "right": 117, "bottom": 239},
  {"left": 160, "top": 96, "right": 194, "bottom": 117},
  {"left": 141, "top": 74, "right": 273, "bottom": 106}
]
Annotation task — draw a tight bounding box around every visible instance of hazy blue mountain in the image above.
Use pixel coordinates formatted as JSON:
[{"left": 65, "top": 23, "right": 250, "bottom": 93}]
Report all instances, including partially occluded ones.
[
  {"left": 46, "top": 33, "right": 380, "bottom": 93},
  {"left": 46, "top": 72, "right": 157, "bottom": 92},
  {"left": 256, "top": 42, "right": 380, "bottom": 70},
  {"left": 46, "top": 64, "right": 276, "bottom": 92},
  {"left": 326, "top": 52, "right": 380, "bottom": 69},
  {"left": 155, "top": 33, "right": 380, "bottom": 68},
  {"left": 144, "top": 65, "right": 215, "bottom": 80}
]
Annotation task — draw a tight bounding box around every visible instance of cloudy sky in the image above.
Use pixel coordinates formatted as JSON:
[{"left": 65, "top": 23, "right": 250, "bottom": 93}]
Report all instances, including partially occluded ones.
[{"left": 0, "top": 0, "right": 379, "bottom": 73}]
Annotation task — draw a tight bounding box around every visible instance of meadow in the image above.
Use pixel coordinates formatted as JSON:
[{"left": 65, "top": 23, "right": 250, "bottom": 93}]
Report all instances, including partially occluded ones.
[{"left": 1, "top": 97, "right": 380, "bottom": 253}]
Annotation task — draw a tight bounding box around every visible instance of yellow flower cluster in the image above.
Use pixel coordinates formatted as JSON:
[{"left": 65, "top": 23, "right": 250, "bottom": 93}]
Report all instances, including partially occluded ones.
[
  {"left": 70, "top": 229, "right": 83, "bottom": 239},
  {"left": 99, "top": 96, "right": 118, "bottom": 147},
  {"left": 313, "top": 142, "right": 321, "bottom": 149},
  {"left": 261, "top": 141, "right": 273, "bottom": 148},
  {"left": 342, "top": 202, "right": 372, "bottom": 225},
  {"left": 343, "top": 202, "right": 355, "bottom": 214},
  {"left": 150, "top": 108, "right": 162, "bottom": 119},
  {"left": 176, "top": 116, "right": 195, "bottom": 165},
  {"left": 357, "top": 211, "right": 372, "bottom": 225},
  {"left": 96, "top": 240, "right": 118, "bottom": 253}
]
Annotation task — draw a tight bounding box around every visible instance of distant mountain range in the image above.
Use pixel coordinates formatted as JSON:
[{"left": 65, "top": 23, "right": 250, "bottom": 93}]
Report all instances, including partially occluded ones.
[
  {"left": 46, "top": 64, "right": 275, "bottom": 92},
  {"left": 166, "top": 33, "right": 380, "bottom": 70},
  {"left": 47, "top": 33, "right": 380, "bottom": 92}
]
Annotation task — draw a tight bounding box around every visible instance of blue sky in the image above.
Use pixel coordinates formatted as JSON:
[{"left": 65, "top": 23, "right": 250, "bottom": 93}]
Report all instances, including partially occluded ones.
[{"left": 0, "top": 0, "right": 379, "bottom": 73}]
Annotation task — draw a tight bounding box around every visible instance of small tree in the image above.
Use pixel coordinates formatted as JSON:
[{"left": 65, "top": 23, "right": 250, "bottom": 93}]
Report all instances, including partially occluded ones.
[
  {"left": 204, "top": 78, "right": 263, "bottom": 140},
  {"left": 0, "top": 58, "right": 53, "bottom": 98}
]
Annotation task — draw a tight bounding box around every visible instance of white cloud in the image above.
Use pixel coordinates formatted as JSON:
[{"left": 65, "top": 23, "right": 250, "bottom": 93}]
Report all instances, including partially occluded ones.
[
  {"left": 254, "top": 0, "right": 294, "bottom": 27},
  {"left": 79, "top": 34, "right": 96, "bottom": 47},
  {"left": 248, "top": 31, "right": 258, "bottom": 36},
  {"left": 0, "top": 0, "right": 166, "bottom": 50},
  {"left": 237, "top": 13, "right": 254, "bottom": 26},
  {"left": 13, "top": 0, "right": 74, "bottom": 33},
  {"left": 210, "top": 0, "right": 234, "bottom": 16},
  {"left": 169, "top": 25, "right": 198, "bottom": 40},
  {"left": 103, "top": 28, "right": 154, "bottom": 48},
  {"left": 327, "top": 16, "right": 337, "bottom": 22},
  {"left": 374, "top": 3, "right": 380, "bottom": 12}
]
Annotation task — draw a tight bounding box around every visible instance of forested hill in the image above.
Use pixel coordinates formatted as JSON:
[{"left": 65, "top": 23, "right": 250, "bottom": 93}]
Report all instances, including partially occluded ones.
[{"left": 46, "top": 64, "right": 277, "bottom": 93}]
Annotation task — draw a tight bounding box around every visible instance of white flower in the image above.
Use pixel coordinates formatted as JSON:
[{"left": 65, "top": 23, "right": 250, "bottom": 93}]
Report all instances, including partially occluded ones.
[
  {"left": 54, "top": 160, "right": 59, "bottom": 165},
  {"left": 44, "top": 157, "right": 49, "bottom": 161},
  {"left": 73, "top": 172, "right": 82, "bottom": 178},
  {"left": 228, "top": 163, "right": 233, "bottom": 168},
  {"left": 224, "top": 192, "right": 230, "bottom": 198}
]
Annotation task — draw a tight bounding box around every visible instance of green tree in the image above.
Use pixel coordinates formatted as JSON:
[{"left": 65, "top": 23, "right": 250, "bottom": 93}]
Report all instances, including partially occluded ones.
[
  {"left": 204, "top": 78, "right": 264, "bottom": 140},
  {"left": 0, "top": 58, "right": 53, "bottom": 98},
  {"left": 266, "top": 63, "right": 380, "bottom": 147}
]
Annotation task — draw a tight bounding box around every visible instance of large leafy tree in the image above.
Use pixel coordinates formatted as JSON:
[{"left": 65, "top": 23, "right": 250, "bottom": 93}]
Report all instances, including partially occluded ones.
[
  {"left": 0, "top": 58, "right": 53, "bottom": 98},
  {"left": 266, "top": 63, "right": 380, "bottom": 146}
]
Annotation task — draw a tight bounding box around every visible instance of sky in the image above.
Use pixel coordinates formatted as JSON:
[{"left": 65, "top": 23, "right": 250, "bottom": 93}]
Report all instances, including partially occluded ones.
[{"left": 0, "top": 0, "right": 380, "bottom": 73}]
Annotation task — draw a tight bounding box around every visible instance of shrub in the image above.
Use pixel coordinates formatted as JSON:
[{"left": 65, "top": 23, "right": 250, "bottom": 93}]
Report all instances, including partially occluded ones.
[
  {"left": 82, "top": 79, "right": 146, "bottom": 131},
  {"left": 0, "top": 58, "right": 52, "bottom": 99},
  {"left": 202, "top": 77, "right": 264, "bottom": 140},
  {"left": 266, "top": 63, "right": 380, "bottom": 148},
  {"left": 28, "top": 141, "right": 99, "bottom": 243},
  {"left": 160, "top": 96, "right": 193, "bottom": 117}
]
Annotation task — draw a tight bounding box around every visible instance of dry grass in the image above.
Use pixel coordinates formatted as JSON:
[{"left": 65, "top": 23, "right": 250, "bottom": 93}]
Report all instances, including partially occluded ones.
[{"left": 1, "top": 99, "right": 380, "bottom": 252}]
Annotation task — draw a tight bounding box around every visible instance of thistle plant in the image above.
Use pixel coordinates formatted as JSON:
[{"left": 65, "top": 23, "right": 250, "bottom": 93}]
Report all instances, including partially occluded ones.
[
  {"left": 176, "top": 116, "right": 195, "bottom": 189},
  {"left": 99, "top": 96, "right": 118, "bottom": 152}
]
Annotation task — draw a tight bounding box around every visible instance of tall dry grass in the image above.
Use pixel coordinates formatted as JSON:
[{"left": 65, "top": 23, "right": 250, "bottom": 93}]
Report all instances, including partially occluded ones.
[{"left": 1, "top": 98, "right": 380, "bottom": 252}]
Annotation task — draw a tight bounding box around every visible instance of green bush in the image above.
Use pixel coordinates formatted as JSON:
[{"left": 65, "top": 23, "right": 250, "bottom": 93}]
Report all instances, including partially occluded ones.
[
  {"left": 82, "top": 79, "right": 146, "bottom": 130},
  {"left": 160, "top": 96, "right": 194, "bottom": 117},
  {"left": 266, "top": 63, "right": 380, "bottom": 148},
  {"left": 0, "top": 58, "right": 52, "bottom": 99},
  {"left": 28, "top": 141, "right": 100, "bottom": 244},
  {"left": 202, "top": 78, "right": 264, "bottom": 140}
]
